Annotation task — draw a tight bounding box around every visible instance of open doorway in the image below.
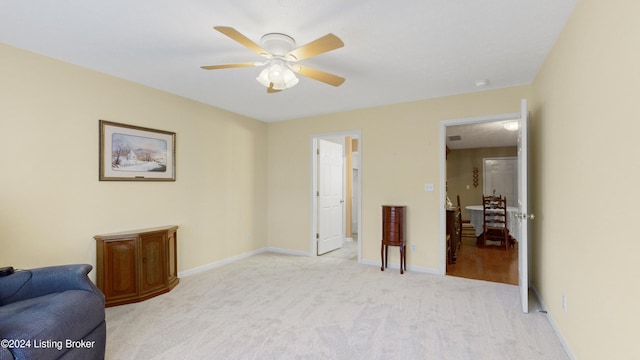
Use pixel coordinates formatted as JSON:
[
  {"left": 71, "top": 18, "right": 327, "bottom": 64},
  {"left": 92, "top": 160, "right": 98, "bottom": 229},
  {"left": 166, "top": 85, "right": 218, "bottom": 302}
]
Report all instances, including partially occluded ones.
[
  {"left": 311, "top": 131, "right": 362, "bottom": 262},
  {"left": 442, "top": 117, "right": 520, "bottom": 285},
  {"left": 440, "top": 100, "right": 530, "bottom": 313}
]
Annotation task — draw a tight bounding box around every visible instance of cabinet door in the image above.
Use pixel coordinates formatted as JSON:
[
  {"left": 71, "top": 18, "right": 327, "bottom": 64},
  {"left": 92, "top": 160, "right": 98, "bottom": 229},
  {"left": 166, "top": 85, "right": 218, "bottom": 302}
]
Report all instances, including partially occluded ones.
[
  {"left": 103, "top": 239, "right": 138, "bottom": 302},
  {"left": 139, "top": 233, "right": 167, "bottom": 295}
]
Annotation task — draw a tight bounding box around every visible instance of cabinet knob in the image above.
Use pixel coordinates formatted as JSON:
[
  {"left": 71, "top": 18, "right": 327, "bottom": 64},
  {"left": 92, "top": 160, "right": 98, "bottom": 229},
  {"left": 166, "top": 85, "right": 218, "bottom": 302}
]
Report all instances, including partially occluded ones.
[{"left": 142, "top": 257, "right": 147, "bottom": 263}]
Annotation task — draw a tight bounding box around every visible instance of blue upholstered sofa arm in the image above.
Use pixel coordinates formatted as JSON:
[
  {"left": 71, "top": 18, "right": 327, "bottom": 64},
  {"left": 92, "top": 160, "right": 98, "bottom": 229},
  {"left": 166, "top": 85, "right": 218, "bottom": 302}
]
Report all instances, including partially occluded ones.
[{"left": 0, "top": 264, "right": 104, "bottom": 306}]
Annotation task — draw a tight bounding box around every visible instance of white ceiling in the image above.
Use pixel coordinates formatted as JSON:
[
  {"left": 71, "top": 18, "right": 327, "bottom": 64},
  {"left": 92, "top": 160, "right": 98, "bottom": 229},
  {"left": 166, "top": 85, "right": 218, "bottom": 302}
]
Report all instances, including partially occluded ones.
[
  {"left": 0, "top": 0, "right": 577, "bottom": 123},
  {"left": 446, "top": 121, "right": 520, "bottom": 150}
]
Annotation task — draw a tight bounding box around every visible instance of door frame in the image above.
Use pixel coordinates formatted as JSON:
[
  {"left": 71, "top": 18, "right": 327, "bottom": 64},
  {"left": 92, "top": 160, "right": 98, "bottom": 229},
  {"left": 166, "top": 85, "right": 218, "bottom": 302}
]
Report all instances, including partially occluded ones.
[
  {"left": 439, "top": 112, "right": 520, "bottom": 275},
  {"left": 310, "top": 130, "right": 362, "bottom": 261}
]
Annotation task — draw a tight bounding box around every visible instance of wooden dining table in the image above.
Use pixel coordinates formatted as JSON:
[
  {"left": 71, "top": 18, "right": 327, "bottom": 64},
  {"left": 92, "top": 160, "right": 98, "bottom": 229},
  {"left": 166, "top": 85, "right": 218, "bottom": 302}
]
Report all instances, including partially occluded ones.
[{"left": 465, "top": 205, "right": 520, "bottom": 246}]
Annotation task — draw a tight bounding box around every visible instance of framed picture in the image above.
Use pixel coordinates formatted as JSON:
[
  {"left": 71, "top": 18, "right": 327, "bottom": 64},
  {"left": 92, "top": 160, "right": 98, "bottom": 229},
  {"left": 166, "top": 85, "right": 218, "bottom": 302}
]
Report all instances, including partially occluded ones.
[{"left": 99, "top": 120, "right": 176, "bottom": 181}]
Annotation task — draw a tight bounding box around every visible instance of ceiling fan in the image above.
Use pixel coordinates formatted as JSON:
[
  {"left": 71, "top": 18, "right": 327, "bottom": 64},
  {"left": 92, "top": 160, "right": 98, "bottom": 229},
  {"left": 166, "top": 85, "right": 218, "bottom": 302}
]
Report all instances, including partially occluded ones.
[{"left": 201, "top": 26, "right": 345, "bottom": 93}]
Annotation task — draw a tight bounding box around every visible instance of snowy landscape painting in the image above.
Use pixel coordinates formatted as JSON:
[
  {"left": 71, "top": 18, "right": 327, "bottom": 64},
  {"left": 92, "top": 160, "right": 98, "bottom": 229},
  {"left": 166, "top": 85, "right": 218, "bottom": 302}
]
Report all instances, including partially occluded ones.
[
  {"left": 99, "top": 120, "right": 175, "bottom": 181},
  {"left": 111, "top": 133, "right": 167, "bottom": 172}
]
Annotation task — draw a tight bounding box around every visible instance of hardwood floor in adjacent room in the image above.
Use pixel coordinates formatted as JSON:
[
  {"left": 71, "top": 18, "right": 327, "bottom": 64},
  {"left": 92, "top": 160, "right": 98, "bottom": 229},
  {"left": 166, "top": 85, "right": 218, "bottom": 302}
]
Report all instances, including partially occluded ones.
[{"left": 446, "top": 236, "right": 518, "bottom": 285}]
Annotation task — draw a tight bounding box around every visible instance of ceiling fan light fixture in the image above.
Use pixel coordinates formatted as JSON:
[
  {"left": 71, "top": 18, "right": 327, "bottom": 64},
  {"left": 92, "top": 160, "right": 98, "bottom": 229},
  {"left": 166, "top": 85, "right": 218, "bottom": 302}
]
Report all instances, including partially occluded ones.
[
  {"left": 475, "top": 79, "right": 489, "bottom": 87},
  {"left": 256, "top": 61, "right": 299, "bottom": 90},
  {"left": 203, "top": 27, "right": 344, "bottom": 92},
  {"left": 280, "top": 66, "right": 299, "bottom": 88},
  {"left": 503, "top": 121, "right": 519, "bottom": 131}
]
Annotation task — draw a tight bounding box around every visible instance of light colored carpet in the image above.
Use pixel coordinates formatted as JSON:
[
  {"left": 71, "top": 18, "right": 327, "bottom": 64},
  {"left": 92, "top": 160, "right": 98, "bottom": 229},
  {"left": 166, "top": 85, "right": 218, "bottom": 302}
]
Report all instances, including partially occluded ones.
[{"left": 105, "top": 252, "right": 569, "bottom": 360}]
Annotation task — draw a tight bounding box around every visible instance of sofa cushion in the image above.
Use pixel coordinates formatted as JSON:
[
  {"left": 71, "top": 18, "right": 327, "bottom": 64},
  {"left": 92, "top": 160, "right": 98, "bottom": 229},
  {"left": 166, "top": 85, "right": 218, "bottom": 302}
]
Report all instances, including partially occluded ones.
[{"left": 0, "top": 289, "right": 104, "bottom": 359}]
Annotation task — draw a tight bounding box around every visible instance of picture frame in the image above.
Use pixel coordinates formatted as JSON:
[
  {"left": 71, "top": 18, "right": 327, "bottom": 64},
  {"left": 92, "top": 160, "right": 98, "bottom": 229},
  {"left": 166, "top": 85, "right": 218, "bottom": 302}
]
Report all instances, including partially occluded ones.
[{"left": 99, "top": 120, "right": 176, "bottom": 181}]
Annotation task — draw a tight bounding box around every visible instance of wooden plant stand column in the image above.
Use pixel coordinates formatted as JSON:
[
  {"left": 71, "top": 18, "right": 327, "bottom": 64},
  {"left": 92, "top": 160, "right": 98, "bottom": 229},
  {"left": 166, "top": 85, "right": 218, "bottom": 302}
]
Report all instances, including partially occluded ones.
[{"left": 380, "top": 205, "right": 407, "bottom": 274}]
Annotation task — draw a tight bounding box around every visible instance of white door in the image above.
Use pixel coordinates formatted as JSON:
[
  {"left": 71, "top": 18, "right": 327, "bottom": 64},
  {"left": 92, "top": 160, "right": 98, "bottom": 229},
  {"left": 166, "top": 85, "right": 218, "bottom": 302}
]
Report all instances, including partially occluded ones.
[
  {"left": 483, "top": 157, "right": 518, "bottom": 207},
  {"left": 516, "top": 99, "right": 530, "bottom": 313},
  {"left": 317, "top": 139, "right": 344, "bottom": 255},
  {"left": 352, "top": 168, "right": 359, "bottom": 232}
]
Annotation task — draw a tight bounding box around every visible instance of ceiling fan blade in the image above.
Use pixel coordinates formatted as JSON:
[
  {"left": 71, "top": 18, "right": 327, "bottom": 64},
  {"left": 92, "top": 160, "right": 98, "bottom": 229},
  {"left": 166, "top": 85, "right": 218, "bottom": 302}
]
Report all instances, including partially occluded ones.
[
  {"left": 200, "top": 62, "right": 258, "bottom": 70},
  {"left": 267, "top": 83, "right": 282, "bottom": 93},
  {"left": 214, "top": 26, "right": 271, "bottom": 58},
  {"left": 292, "top": 65, "right": 345, "bottom": 87},
  {"left": 286, "top": 33, "right": 344, "bottom": 61}
]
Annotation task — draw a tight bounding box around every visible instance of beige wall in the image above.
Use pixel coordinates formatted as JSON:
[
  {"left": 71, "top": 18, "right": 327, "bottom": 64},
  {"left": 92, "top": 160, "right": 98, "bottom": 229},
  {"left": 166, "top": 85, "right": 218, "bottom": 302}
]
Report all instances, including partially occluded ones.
[
  {"left": 267, "top": 86, "right": 530, "bottom": 271},
  {"left": 447, "top": 146, "right": 517, "bottom": 219},
  {"left": 5, "top": 1, "right": 637, "bottom": 355},
  {"left": 531, "top": 0, "right": 640, "bottom": 358},
  {"left": 0, "top": 43, "right": 268, "bottom": 279}
]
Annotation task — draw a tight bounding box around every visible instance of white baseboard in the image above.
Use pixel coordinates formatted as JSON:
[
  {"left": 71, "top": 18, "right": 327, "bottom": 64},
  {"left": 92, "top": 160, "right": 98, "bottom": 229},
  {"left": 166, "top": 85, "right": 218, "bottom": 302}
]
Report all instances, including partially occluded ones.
[
  {"left": 178, "top": 247, "right": 268, "bottom": 278},
  {"left": 530, "top": 283, "right": 576, "bottom": 360}
]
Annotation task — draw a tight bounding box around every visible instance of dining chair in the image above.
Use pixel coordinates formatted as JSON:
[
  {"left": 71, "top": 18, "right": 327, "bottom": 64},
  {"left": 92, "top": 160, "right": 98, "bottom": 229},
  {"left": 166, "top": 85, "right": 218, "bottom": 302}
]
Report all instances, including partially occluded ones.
[
  {"left": 455, "top": 195, "right": 465, "bottom": 251},
  {"left": 482, "top": 194, "right": 509, "bottom": 250}
]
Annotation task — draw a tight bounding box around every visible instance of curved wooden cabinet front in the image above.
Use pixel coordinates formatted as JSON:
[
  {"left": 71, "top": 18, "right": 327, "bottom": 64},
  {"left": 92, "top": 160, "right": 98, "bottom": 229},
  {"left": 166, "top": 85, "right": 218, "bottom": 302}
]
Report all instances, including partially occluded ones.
[{"left": 95, "top": 226, "right": 179, "bottom": 307}]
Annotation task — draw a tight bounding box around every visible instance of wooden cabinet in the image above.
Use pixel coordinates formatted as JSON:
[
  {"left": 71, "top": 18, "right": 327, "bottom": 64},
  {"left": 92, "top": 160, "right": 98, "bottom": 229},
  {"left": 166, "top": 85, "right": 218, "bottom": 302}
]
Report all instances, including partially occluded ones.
[
  {"left": 380, "top": 205, "right": 407, "bottom": 274},
  {"left": 95, "top": 226, "right": 179, "bottom": 307},
  {"left": 446, "top": 209, "right": 457, "bottom": 266}
]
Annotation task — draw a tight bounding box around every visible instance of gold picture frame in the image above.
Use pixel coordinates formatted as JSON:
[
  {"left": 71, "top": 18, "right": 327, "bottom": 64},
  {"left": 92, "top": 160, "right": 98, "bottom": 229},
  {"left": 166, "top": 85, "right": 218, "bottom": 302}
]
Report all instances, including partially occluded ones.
[{"left": 99, "top": 120, "right": 176, "bottom": 181}]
